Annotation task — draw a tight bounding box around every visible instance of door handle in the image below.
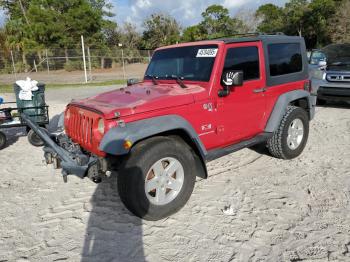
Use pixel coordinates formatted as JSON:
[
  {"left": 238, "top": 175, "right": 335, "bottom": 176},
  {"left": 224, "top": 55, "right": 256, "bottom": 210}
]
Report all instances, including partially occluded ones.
[{"left": 253, "top": 88, "right": 266, "bottom": 93}]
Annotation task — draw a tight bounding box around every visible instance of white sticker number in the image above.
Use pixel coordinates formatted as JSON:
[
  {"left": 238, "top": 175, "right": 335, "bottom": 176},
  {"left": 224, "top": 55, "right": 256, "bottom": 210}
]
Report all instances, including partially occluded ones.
[{"left": 196, "top": 48, "right": 218, "bottom": 58}]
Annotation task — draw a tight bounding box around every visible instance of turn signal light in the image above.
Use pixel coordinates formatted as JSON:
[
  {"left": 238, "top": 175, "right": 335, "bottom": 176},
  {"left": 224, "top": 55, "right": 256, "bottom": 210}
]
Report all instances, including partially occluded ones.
[{"left": 123, "top": 140, "right": 133, "bottom": 150}]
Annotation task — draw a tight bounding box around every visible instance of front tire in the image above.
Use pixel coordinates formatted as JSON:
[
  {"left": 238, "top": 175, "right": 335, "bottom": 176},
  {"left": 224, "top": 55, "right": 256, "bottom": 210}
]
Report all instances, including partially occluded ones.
[
  {"left": 267, "top": 106, "right": 309, "bottom": 159},
  {"left": 117, "top": 136, "right": 196, "bottom": 221}
]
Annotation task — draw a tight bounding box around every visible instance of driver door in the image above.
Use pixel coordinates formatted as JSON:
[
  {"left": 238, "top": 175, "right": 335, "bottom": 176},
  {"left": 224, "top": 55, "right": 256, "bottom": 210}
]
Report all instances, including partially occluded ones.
[{"left": 216, "top": 42, "right": 267, "bottom": 145}]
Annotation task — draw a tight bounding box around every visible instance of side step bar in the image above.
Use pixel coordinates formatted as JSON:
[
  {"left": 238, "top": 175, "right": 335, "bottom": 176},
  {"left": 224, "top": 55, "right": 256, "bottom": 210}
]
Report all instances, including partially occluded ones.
[{"left": 205, "top": 133, "right": 273, "bottom": 162}]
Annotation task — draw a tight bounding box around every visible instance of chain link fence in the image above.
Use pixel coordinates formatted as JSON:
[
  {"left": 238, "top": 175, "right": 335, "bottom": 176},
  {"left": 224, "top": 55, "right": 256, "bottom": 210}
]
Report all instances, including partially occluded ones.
[{"left": 0, "top": 48, "right": 154, "bottom": 85}]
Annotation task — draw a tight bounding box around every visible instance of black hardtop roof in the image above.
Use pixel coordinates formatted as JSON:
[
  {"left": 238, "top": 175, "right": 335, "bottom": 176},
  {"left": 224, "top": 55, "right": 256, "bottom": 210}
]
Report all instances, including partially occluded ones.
[{"left": 217, "top": 34, "right": 304, "bottom": 44}]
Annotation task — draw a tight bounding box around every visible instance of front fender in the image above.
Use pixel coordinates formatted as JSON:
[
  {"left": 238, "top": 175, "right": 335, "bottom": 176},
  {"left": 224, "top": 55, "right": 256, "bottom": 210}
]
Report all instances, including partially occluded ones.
[{"left": 99, "top": 115, "right": 207, "bottom": 158}]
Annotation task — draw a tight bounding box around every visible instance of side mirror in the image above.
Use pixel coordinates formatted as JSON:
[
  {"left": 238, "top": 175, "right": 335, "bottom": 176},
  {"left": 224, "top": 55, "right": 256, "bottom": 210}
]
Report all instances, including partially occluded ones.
[
  {"left": 222, "top": 70, "right": 244, "bottom": 87},
  {"left": 127, "top": 78, "right": 140, "bottom": 86},
  {"left": 318, "top": 61, "right": 327, "bottom": 67},
  {"left": 219, "top": 70, "right": 244, "bottom": 97}
]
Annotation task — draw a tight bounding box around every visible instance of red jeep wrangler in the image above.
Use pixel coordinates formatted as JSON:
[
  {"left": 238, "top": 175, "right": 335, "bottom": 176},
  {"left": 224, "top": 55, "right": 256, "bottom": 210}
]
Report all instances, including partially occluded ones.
[{"left": 24, "top": 34, "right": 316, "bottom": 220}]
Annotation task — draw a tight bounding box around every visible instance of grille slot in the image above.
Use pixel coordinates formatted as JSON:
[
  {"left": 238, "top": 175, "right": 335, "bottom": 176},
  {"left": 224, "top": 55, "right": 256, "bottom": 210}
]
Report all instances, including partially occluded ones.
[{"left": 67, "top": 108, "right": 95, "bottom": 147}]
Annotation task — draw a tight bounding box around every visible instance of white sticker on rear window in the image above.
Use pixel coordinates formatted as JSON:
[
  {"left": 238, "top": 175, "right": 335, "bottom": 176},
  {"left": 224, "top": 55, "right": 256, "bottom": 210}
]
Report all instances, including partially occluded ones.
[{"left": 196, "top": 48, "right": 218, "bottom": 58}]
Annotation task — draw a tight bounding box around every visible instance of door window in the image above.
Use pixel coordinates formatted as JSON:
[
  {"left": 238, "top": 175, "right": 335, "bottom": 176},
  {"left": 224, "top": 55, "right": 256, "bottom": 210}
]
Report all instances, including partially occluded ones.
[{"left": 223, "top": 46, "right": 260, "bottom": 81}]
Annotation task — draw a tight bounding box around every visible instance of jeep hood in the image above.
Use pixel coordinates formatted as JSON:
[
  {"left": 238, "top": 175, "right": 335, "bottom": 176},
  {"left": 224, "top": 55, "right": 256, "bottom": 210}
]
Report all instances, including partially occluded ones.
[{"left": 69, "top": 82, "right": 205, "bottom": 119}]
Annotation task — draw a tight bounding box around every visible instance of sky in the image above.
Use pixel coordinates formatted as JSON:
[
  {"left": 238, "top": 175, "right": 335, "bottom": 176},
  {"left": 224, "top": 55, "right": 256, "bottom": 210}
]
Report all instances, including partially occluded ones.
[
  {"left": 0, "top": 0, "right": 287, "bottom": 29},
  {"left": 111, "top": 0, "right": 287, "bottom": 29}
]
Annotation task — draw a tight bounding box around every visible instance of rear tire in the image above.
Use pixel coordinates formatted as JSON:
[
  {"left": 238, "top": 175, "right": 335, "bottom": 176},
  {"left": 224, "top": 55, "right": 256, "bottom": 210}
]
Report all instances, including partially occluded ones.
[
  {"left": 117, "top": 136, "right": 196, "bottom": 221},
  {"left": 27, "top": 129, "right": 45, "bottom": 147},
  {"left": 267, "top": 106, "right": 309, "bottom": 159},
  {"left": 0, "top": 131, "right": 6, "bottom": 150}
]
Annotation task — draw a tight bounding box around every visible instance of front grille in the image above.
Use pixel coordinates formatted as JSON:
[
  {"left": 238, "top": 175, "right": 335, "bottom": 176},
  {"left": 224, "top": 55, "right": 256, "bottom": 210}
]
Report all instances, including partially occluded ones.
[
  {"left": 326, "top": 74, "right": 350, "bottom": 82},
  {"left": 71, "top": 113, "right": 93, "bottom": 146},
  {"left": 66, "top": 106, "right": 99, "bottom": 148}
]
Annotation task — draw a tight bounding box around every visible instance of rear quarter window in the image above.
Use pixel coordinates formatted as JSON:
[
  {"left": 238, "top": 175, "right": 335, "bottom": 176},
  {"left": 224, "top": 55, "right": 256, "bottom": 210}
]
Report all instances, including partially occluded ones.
[{"left": 268, "top": 43, "right": 303, "bottom": 76}]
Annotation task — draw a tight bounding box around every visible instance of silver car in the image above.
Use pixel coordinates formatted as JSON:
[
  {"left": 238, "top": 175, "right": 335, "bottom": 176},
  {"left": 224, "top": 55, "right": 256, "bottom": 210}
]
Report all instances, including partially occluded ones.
[{"left": 309, "top": 44, "right": 350, "bottom": 104}]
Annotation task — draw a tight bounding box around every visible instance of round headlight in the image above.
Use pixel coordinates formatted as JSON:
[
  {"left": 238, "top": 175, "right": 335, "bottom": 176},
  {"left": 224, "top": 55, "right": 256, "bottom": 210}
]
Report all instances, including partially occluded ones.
[{"left": 98, "top": 118, "right": 105, "bottom": 134}]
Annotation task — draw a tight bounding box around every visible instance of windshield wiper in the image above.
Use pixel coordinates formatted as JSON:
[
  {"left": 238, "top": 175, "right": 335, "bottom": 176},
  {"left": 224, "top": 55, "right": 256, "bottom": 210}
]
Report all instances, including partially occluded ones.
[
  {"left": 145, "top": 74, "right": 159, "bottom": 85},
  {"left": 170, "top": 75, "right": 188, "bottom": 89}
]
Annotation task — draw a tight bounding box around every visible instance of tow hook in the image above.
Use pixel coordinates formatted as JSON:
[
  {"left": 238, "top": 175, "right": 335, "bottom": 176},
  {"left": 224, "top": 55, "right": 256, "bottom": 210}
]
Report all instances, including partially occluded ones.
[
  {"left": 87, "top": 160, "right": 112, "bottom": 184},
  {"left": 44, "top": 152, "right": 53, "bottom": 164}
]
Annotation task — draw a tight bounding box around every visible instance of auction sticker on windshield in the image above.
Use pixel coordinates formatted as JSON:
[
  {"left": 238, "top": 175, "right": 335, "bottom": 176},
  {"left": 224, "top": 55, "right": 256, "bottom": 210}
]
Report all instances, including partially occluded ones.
[{"left": 196, "top": 48, "right": 218, "bottom": 58}]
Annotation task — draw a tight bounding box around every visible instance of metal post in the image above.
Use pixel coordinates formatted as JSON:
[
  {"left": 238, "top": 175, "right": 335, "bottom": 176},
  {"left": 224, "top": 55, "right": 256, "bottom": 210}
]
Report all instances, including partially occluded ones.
[
  {"left": 148, "top": 50, "right": 151, "bottom": 63},
  {"left": 10, "top": 50, "right": 17, "bottom": 79},
  {"left": 121, "top": 49, "right": 126, "bottom": 80},
  {"left": 87, "top": 46, "right": 92, "bottom": 81},
  {"left": 45, "top": 49, "right": 50, "bottom": 74},
  {"left": 33, "top": 59, "right": 38, "bottom": 72},
  {"left": 81, "top": 35, "right": 88, "bottom": 83}
]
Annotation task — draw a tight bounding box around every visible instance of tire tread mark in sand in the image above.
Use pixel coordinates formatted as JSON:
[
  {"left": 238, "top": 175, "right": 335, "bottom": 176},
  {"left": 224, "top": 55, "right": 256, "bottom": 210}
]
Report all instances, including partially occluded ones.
[{"left": 198, "top": 155, "right": 264, "bottom": 182}]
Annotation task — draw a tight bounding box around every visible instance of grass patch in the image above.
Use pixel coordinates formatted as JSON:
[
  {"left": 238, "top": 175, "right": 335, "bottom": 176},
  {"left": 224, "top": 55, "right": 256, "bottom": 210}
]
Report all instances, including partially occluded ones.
[{"left": 0, "top": 79, "right": 126, "bottom": 93}]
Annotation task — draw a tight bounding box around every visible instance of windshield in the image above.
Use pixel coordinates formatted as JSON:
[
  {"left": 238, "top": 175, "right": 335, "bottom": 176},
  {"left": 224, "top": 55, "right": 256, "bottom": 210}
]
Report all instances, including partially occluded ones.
[
  {"left": 145, "top": 45, "right": 218, "bottom": 82},
  {"left": 310, "top": 51, "right": 327, "bottom": 65},
  {"left": 322, "top": 44, "right": 350, "bottom": 70}
]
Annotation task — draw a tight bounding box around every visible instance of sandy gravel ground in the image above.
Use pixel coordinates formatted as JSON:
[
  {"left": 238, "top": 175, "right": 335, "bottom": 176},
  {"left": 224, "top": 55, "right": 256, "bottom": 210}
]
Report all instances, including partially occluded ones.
[{"left": 0, "top": 87, "right": 349, "bottom": 262}]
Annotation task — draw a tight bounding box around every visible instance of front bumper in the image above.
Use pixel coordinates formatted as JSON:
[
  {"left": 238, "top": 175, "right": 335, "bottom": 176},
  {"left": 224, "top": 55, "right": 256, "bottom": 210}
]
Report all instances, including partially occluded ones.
[
  {"left": 22, "top": 113, "right": 109, "bottom": 182},
  {"left": 318, "top": 86, "right": 350, "bottom": 101},
  {"left": 312, "top": 78, "right": 350, "bottom": 101}
]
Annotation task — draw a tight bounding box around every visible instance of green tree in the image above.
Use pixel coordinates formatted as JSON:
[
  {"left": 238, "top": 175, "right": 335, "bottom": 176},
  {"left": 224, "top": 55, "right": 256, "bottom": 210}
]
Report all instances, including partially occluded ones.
[
  {"left": 284, "top": 0, "right": 309, "bottom": 36},
  {"left": 182, "top": 25, "right": 206, "bottom": 42},
  {"left": 256, "top": 4, "right": 284, "bottom": 33},
  {"left": 0, "top": 27, "right": 11, "bottom": 72},
  {"left": 327, "top": 0, "right": 350, "bottom": 43},
  {"left": 0, "top": 0, "right": 30, "bottom": 22},
  {"left": 120, "top": 23, "right": 141, "bottom": 49},
  {"left": 142, "top": 13, "right": 181, "bottom": 49},
  {"left": 103, "top": 21, "right": 120, "bottom": 47},
  {"left": 0, "top": 0, "right": 113, "bottom": 53},
  {"left": 5, "top": 19, "right": 34, "bottom": 65},
  {"left": 0, "top": 28, "right": 8, "bottom": 53},
  {"left": 181, "top": 4, "right": 247, "bottom": 42},
  {"left": 201, "top": 4, "right": 230, "bottom": 36},
  {"left": 200, "top": 5, "right": 247, "bottom": 38},
  {"left": 0, "top": 0, "right": 33, "bottom": 65},
  {"left": 89, "top": 0, "right": 114, "bottom": 17},
  {"left": 255, "top": 0, "right": 340, "bottom": 48},
  {"left": 307, "top": 0, "right": 338, "bottom": 47}
]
